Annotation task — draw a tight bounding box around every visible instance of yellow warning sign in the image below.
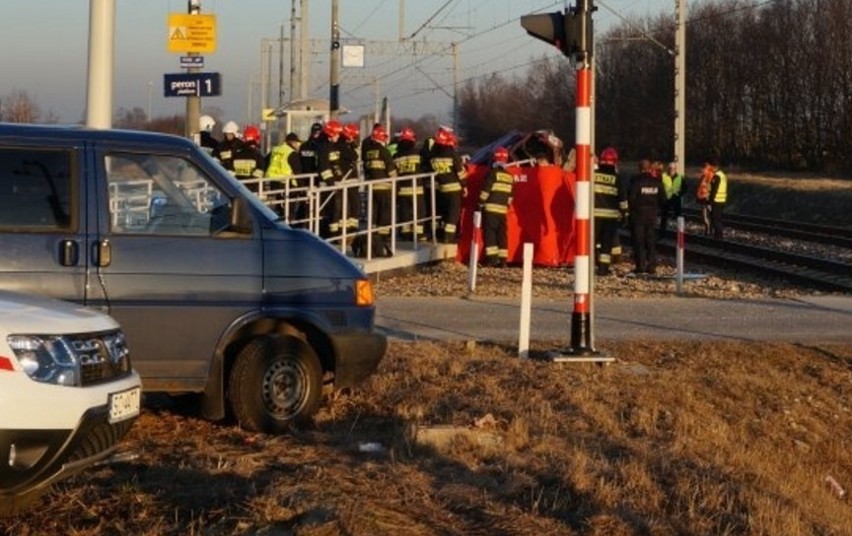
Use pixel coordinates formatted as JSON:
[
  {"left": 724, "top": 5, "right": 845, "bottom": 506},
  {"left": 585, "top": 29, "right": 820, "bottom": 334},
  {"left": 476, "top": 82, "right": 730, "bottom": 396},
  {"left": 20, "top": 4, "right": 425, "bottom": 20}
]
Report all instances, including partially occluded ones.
[
  {"left": 262, "top": 108, "right": 277, "bottom": 121},
  {"left": 167, "top": 13, "right": 216, "bottom": 54}
]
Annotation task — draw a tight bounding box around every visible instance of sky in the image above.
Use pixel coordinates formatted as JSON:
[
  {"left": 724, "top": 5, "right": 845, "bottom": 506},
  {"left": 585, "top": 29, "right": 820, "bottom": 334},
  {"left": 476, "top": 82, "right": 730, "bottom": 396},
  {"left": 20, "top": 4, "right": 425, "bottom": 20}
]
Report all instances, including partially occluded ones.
[{"left": 0, "top": 0, "right": 673, "bottom": 126}]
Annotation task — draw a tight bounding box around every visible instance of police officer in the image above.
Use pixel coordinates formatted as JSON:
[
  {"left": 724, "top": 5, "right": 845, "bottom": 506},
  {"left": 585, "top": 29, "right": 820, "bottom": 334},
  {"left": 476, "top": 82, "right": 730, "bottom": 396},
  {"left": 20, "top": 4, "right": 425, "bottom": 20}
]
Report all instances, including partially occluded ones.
[
  {"left": 361, "top": 124, "right": 397, "bottom": 255},
  {"left": 478, "top": 146, "right": 514, "bottom": 267},
  {"left": 232, "top": 125, "right": 267, "bottom": 197},
  {"left": 628, "top": 159, "right": 668, "bottom": 274},
  {"left": 593, "top": 147, "right": 627, "bottom": 276},
  {"left": 706, "top": 156, "right": 728, "bottom": 240},
  {"left": 213, "top": 121, "right": 243, "bottom": 173},
  {"left": 393, "top": 127, "right": 425, "bottom": 240},
  {"left": 427, "top": 127, "right": 466, "bottom": 244},
  {"left": 315, "top": 120, "right": 345, "bottom": 238},
  {"left": 298, "top": 122, "right": 323, "bottom": 179},
  {"left": 340, "top": 123, "right": 362, "bottom": 235}
]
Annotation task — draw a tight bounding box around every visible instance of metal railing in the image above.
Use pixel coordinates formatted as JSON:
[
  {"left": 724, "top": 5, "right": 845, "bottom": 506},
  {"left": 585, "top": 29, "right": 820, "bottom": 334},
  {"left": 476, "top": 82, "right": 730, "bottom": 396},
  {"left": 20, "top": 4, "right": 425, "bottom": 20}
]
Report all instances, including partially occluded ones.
[
  {"left": 107, "top": 171, "right": 444, "bottom": 261},
  {"left": 245, "top": 172, "right": 443, "bottom": 261}
]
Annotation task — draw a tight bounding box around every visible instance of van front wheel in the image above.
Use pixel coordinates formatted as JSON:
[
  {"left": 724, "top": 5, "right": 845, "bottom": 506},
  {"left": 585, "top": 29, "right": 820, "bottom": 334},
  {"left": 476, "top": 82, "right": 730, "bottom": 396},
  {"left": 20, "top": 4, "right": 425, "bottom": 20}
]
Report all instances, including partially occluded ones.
[{"left": 228, "top": 334, "right": 323, "bottom": 433}]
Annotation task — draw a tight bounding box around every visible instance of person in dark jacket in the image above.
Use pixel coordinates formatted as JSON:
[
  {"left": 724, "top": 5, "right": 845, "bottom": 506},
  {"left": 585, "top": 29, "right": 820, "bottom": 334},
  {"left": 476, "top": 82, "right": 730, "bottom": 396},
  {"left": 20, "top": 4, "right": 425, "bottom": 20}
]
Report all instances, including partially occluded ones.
[
  {"left": 628, "top": 159, "right": 668, "bottom": 274},
  {"left": 298, "top": 122, "right": 323, "bottom": 179},
  {"left": 478, "top": 146, "right": 514, "bottom": 267}
]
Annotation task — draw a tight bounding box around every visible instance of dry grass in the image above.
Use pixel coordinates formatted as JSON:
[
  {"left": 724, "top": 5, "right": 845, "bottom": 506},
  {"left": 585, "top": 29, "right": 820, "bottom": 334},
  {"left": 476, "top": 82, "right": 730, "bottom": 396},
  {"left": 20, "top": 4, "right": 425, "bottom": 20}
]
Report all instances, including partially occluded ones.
[{"left": 3, "top": 340, "right": 851, "bottom": 535}]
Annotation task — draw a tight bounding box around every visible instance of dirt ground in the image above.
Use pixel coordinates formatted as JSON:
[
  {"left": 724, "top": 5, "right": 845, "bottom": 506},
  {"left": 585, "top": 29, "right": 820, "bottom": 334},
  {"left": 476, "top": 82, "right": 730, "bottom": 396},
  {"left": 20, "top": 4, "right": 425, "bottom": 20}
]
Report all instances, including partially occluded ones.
[
  {"left": 2, "top": 172, "right": 850, "bottom": 536},
  {"left": 2, "top": 340, "right": 851, "bottom": 536}
]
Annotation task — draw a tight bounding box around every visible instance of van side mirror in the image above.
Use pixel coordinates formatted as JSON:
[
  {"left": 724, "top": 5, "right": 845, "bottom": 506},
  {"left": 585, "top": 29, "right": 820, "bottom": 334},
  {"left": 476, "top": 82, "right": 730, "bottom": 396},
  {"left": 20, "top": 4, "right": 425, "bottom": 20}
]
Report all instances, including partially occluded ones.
[{"left": 229, "top": 196, "right": 253, "bottom": 234}]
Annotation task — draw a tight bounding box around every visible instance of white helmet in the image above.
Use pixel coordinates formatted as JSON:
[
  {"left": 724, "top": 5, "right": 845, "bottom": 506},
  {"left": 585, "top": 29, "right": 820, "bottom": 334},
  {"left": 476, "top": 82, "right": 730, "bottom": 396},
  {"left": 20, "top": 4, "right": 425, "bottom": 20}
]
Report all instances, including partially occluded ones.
[
  {"left": 199, "top": 115, "right": 216, "bottom": 132},
  {"left": 222, "top": 121, "right": 239, "bottom": 135}
]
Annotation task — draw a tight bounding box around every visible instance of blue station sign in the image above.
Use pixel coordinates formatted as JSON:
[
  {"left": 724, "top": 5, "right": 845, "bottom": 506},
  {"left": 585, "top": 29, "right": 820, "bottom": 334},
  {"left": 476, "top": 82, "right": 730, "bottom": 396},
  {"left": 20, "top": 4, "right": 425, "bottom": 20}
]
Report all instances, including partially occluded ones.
[{"left": 163, "top": 72, "right": 221, "bottom": 97}]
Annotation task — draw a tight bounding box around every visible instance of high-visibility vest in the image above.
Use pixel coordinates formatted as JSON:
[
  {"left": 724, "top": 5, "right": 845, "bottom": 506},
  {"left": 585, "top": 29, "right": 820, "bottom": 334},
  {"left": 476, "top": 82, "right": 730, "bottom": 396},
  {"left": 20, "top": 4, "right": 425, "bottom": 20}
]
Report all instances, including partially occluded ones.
[
  {"left": 713, "top": 170, "right": 728, "bottom": 203},
  {"left": 266, "top": 143, "right": 295, "bottom": 178},
  {"left": 661, "top": 172, "right": 683, "bottom": 199}
]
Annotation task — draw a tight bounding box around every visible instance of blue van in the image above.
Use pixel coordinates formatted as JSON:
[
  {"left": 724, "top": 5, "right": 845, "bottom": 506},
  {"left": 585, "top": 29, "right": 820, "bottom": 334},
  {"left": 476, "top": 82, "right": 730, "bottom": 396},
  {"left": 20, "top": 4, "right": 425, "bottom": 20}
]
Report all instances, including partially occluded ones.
[{"left": 0, "top": 123, "right": 386, "bottom": 434}]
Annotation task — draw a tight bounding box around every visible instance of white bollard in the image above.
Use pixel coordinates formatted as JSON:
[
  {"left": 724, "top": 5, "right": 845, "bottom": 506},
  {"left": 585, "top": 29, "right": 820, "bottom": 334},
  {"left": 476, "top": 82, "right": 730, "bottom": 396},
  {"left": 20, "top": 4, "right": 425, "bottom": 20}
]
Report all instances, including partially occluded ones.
[
  {"left": 467, "top": 210, "right": 482, "bottom": 294},
  {"left": 518, "top": 242, "right": 533, "bottom": 359},
  {"left": 676, "top": 216, "right": 685, "bottom": 295}
]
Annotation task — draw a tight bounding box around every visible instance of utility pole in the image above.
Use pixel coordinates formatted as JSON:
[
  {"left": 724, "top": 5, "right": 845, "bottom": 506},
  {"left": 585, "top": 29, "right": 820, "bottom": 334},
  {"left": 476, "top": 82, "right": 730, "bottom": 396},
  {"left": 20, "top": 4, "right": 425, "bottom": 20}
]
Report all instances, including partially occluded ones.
[
  {"left": 674, "top": 0, "right": 686, "bottom": 172},
  {"left": 329, "top": 0, "right": 340, "bottom": 117},
  {"left": 185, "top": 0, "right": 201, "bottom": 140},
  {"left": 300, "top": 0, "right": 309, "bottom": 100},
  {"left": 86, "top": 0, "right": 115, "bottom": 128},
  {"left": 452, "top": 43, "right": 459, "bottom": 131},
  {"left": 289, "top": 3, "right": 297, "bottom": 103}
]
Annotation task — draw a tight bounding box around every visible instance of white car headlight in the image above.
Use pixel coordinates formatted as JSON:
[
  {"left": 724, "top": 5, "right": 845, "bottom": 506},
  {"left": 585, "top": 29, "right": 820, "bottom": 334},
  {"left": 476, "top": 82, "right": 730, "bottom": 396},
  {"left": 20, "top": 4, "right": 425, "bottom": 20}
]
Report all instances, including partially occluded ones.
[{"left": 7, "top": 330, "right": 131, "bottom": 387}]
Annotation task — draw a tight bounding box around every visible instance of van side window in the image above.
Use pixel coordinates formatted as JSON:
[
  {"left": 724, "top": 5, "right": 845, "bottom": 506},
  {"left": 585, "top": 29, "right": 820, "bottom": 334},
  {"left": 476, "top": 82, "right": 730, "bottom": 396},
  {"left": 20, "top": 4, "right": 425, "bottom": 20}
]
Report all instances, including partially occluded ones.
[
  {"left": 0, "top": 148, "right": 73, "bottom": 230},
  {"left": 106, "top": 153, "right": 230, "bottom": 236}
]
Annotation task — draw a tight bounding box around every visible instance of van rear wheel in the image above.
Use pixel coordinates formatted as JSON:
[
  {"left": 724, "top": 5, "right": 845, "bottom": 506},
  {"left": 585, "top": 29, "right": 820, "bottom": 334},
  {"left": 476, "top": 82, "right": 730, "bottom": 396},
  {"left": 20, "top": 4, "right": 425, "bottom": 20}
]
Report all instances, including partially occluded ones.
[{"left": 228, "top": 334, "right": 323, "bottom": 433}]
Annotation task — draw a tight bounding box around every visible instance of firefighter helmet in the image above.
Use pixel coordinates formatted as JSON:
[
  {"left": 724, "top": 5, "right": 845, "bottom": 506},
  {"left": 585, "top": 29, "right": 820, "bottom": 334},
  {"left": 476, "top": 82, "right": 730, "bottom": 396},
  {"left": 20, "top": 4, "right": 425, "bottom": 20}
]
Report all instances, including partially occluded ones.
[
  {"left": 243, "top": 125, "right": 261, "bottom": 144},
  {"left": 599, "top": 147, "right": 619, "bottom": 166},
  {"left": 199, "top": 115, "right": 216, "bottom": 132},
  {"left": 323, "top": 120, "right": 343, "bottom": 138},
  {"left": 371, "top": 124, "right": 389, "bottom": 143},
  {"left": 435, "top": 127, "right": 455, "bottom": 146},
  {"left": 398, "top": 127, "right": 416, "bottom": 142},
  {"left": 494, "top": 146, "right": 509, "bottom": 163},
  {"left": 222, "top": 121, "right": 240, "bottom": 135},
  {"left": 342, "top": 123, "right": 360, "bottom": 141}
]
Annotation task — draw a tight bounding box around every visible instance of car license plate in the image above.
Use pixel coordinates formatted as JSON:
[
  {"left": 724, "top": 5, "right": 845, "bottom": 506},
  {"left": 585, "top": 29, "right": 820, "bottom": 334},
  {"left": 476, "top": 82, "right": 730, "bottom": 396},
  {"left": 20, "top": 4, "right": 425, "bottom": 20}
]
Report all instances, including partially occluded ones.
[{"left": 109, "top": 387, "right": 141, "bottom": 423}]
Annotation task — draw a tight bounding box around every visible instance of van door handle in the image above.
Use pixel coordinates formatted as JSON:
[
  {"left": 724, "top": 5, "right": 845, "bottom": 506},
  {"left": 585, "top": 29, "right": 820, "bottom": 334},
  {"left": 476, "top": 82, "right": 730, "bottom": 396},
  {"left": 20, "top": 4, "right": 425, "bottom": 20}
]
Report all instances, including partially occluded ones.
[
  {"left": 92, "top": 239, "right": 112, "bottom": 267},
  {"left": 58, "top": 239, "right": 79, "bottom": 267}
]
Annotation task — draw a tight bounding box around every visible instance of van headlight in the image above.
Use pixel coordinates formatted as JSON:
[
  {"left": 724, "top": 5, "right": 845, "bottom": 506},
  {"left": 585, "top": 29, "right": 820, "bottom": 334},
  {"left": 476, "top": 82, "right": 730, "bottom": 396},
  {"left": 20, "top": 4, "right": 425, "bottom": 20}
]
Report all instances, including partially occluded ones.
[{"left": 7, "top": 330, "right": 131, "bottom": 387}]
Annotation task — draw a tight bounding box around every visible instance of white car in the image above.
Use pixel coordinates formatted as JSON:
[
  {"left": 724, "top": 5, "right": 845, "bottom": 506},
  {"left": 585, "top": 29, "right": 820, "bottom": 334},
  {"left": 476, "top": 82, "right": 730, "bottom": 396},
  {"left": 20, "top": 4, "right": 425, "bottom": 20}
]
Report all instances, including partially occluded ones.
[{"left": 0, "top": 291, "right": 141, "bottom": 515}]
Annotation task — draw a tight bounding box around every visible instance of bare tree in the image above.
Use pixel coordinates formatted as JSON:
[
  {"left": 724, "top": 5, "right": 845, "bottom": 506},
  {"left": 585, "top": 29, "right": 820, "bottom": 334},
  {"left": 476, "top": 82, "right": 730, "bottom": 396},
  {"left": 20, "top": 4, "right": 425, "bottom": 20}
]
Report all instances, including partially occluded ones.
[{"left": 0, "top": 90, "right": 42, "bottom": 123}]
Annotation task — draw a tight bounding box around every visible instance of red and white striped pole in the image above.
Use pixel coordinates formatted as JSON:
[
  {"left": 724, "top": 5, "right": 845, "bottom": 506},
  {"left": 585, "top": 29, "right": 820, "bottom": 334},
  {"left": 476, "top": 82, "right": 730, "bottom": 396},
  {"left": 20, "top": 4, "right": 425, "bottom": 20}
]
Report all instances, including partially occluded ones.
[{"left": 569, "top": 63, "right": 595, "bottom": 355}]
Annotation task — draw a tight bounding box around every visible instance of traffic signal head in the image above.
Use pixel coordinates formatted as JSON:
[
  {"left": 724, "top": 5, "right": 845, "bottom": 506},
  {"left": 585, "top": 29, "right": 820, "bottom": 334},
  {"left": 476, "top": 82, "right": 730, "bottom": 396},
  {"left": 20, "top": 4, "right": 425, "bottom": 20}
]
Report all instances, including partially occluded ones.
[
  {"left": 520, "top": 9, "right": 590, "bottom": 58},
  {"left": 521, "top": 12, "right": 567, "bottom": 52}
]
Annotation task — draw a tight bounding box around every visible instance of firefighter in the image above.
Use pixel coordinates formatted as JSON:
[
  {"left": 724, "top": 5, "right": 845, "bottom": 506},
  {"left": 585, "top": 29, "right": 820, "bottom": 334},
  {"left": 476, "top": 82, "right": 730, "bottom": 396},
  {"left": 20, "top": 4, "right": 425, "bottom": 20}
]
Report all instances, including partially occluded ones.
[
  {"left": 232, "top": 125, "right": 267, "bottom": 197},
  {"left": 265, "top": 132, "right": 302, "bottom": 221},
  {"left": 427, "top": 127, "right": 467, "bottom": 243},
  {"left": 659, "top": 161, "right": 685, "bottom": 232},
  {"left": 393, "top": 127, "right": 426, "bottom": 240},
  {"left": 628, "top": 159, "right": 668, "bottom": 274},
  {"left": 478, "top": 146, "right": 514, "bottom": 267},
  {"left": 213, "top": 120, "right": 243, "bottom": 173},
  {"left": 361, "top": 123, "right": 397, "bottom": 255},
  {"left": 198, "top": 115, "right": 218, "bottom": 156},
  {"left": 315, "top": 120, "right": 345, "bottom": 238},
  {"left": 706, "top": 156, "right": 728, "bottom": 240},
  {"left": 340, "top": 123, "right": 362, "bottom": 235},
  {"left": 593, "top": 147, "right": 628, "bottom": 276}
]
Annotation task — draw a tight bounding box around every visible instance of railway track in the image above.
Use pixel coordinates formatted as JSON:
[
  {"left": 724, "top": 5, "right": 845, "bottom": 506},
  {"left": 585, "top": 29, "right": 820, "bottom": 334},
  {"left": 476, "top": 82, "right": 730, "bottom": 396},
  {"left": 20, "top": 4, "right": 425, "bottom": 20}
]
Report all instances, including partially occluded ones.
[
  {"left": 650, "top": 227, "right": 852, "bottom": 292},
  {"left": 680, "top": 208, "right": 852, "bottom": 249}
]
